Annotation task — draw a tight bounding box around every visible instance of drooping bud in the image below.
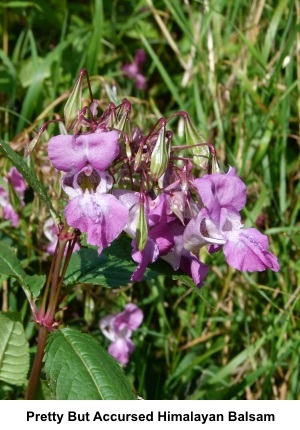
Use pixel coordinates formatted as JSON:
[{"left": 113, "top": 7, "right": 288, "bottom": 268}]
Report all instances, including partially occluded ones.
[
  {"left": 64, "top": 69, "right": 86, "bottom": 130},
  {"left": 136, "top": 197, "right": 148, "bottom": 251},
  {"left": 150, "top": 119, "right": 170, "bottom": 181},
  {"left": 183, "top": 114, "right": 210, "bottom": 169}
]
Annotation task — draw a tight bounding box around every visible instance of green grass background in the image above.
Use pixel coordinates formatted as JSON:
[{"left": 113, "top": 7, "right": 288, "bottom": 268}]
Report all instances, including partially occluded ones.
[{"left": 0, "top": 0, "right": 299, "bottom": 399}]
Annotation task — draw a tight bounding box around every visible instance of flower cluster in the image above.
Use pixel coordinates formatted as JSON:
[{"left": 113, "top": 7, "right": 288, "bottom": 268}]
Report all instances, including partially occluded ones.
[
  {"left": 46, "top": 80, "right": 279, "bottom": 288},
  {"left": 0, "top": 167, "right": 27, "bottom": 227},
  {"left": 100, "top": 304, "right": 143, "bottom": 365}
]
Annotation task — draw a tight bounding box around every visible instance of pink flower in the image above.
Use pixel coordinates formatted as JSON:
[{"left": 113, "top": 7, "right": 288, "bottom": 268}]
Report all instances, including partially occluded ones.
[
  {"left": 184, "top": 169, "right": 279, "bottom": 272},
  {"left": 48, "top": 129, "right": 128, "bottom": 255},
  {"left": 0, "top": 167, "right": 27, "bottom": 227},
  {"left": 100, "top": 304, "right": 143, "bottom": 366},
  {"left": 62, "top": 167, "right": 128, "bottom": 254},
  {"left": 122, "top": 49, "right": 147, "bottom": 90}
]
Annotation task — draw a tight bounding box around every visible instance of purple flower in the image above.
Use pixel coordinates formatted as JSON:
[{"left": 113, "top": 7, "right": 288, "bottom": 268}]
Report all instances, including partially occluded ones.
[
  {"left": 184, "top": 207, "right": 279, "bottom": 272},
  {"left": 7, "top": 167, "right": 27, "bottom": 195},
  {"left": 48, "top": 128, "right": 127, "bottom": 255},
  {"left": 184, "top": 168, "right": 280, "bottom": 272},
  {"left": 62, "top": 167, "right": 129, "bottom": 254},
  {"left": 48, "top": 130, "right": 119, "bottom": 173},
  {"left": 122, "top": 49, "right": 147, "bottom": 90},
  {"left": 100, "top": 304, "right": 143, "bottom": 366},
  {"left": 0, "top": 167, "right": 27, "bottom": 227}
]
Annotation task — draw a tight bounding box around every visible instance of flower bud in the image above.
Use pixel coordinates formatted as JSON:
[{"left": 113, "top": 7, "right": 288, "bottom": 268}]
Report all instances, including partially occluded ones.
[
  {"left": 183, "top": 114, "right": 210, "bottom": 169},
  {"left": 150, "top": 120, "right": 170, "bottom": 181},
  {"left": 64, "top": 69, "right": 85, "bottom": 130},
  {"left": 136, "top": 198, "right": 148, "bottom": 251}
]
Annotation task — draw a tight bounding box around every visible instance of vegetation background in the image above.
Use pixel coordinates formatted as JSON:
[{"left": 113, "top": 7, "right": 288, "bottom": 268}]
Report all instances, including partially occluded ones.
[{"left": 0, "top": 0, "right": 299, "bottom": 399}]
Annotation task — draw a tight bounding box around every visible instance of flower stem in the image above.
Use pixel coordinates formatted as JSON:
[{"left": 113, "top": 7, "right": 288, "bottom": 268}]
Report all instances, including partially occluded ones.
[
  {"left": 25, "top": 325, "right": 48, "bottom": 400},
  {"left": 25, "top": 226, "right": 78, "bottom": 400}
]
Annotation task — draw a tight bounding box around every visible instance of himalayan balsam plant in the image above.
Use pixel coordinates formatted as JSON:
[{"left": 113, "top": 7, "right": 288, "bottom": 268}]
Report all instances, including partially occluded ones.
[{"left": 0, "top": 69, "right": 279, "bottom": 400}]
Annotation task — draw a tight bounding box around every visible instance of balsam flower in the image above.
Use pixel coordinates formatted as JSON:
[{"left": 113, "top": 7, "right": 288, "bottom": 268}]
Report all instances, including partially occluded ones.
[
  {"left": 63, "top": 167, "right": 128, "bottom": 254},
  {"left": 100, "top": 304, "right": 143, "bottom": 366},
  {"left": 184, "top": 168, "right": 279, "bottom": 272},
  {"left": 184, "top": 208, "right": 279, "bottom": 272},
  {"left": 0, "top": 167, "right": 27, "bottom": 227},
  {"left": 122, "top": 49, "right": 147, "bottom": 90}
]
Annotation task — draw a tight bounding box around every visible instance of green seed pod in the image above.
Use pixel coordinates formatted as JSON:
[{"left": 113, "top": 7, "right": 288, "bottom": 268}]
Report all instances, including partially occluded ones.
[
  {"left": 136, "top": 200, "right": 148, "bottom": 251},
  {"left": 64, "top": 70, "right": 85, "bottom": 130},
  {"left": 183, "top": 114, "right": 210, "bottom": 170},
  {"left": 115, "top": 99, "right": 131, "bottom": 135},
  {"left": 25, "top": 133, "right": 41, "bottom": 157},
  {"left": 134, "top": 144, "right": 144, "bottom": 172},
  {"left": 150, "top": 120, "right": 170, "bottom": 181}
]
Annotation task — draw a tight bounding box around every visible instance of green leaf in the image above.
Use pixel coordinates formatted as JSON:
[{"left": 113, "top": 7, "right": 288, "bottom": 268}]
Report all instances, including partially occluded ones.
[
  {"left": 86, "top": 0, "right": 103, "bottom": 75},
  {"left": 65, "top": 236, "right": 161, "bottom": 288},
  {"left": 0, "top": 139, "right": 60, "bottom": 221},
  {"left": 0, "top": 312, "right": 30, "bottom": 386},
  {"left": 23, "top": 274, "right": 46, "bottom": 299},
  {"left": 0, "top": 241, "right": 26, "bottom": 280},
  {"left": 0, "top": 1, "right": 42, "bottom": 10},
  {"left": 44, "top": 328, "right": 136, "bottom": 400},
  {"left": 0, "top": 241, "right": 43, "bottom": 303}
]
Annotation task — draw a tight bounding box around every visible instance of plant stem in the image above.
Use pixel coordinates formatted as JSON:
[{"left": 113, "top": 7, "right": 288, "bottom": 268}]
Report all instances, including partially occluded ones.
[
  {"left": 25, "top": 325, "right": 48, "bottom": 400},
  {"left": 25, "top": 227, "right": 78, "bottom": 400}
]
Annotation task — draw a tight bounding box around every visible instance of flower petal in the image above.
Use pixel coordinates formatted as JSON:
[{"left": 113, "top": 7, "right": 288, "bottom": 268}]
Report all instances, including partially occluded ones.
[
  {"left": 194, "top": 167, "right": 247, "bottom": 221},
  {"left": 65, "top": 192, "right": 128, "bottom": 254},
  {"left": 7, "top": 167, "right": 27, "bottom": 194},
  {"left": 113, "top": 304, "right": 144, "bottom": 332},
  {"left": 179, "top": 250, "right": 209, "bottom": 288},
  {"left": 224, "top": 228, "right": 280, "bottom": 272},
  {"left": 99, "top": 315, "right": 117, "bottom": 342},
  {"left": 130, "top": 238, "right": 159, "bottom": 282},
  {"left": 48, "top": 130, "right": 119, "bottom": 172},
  {"left": 108, "top": 338, "right": 135, "bottom": 366}
]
